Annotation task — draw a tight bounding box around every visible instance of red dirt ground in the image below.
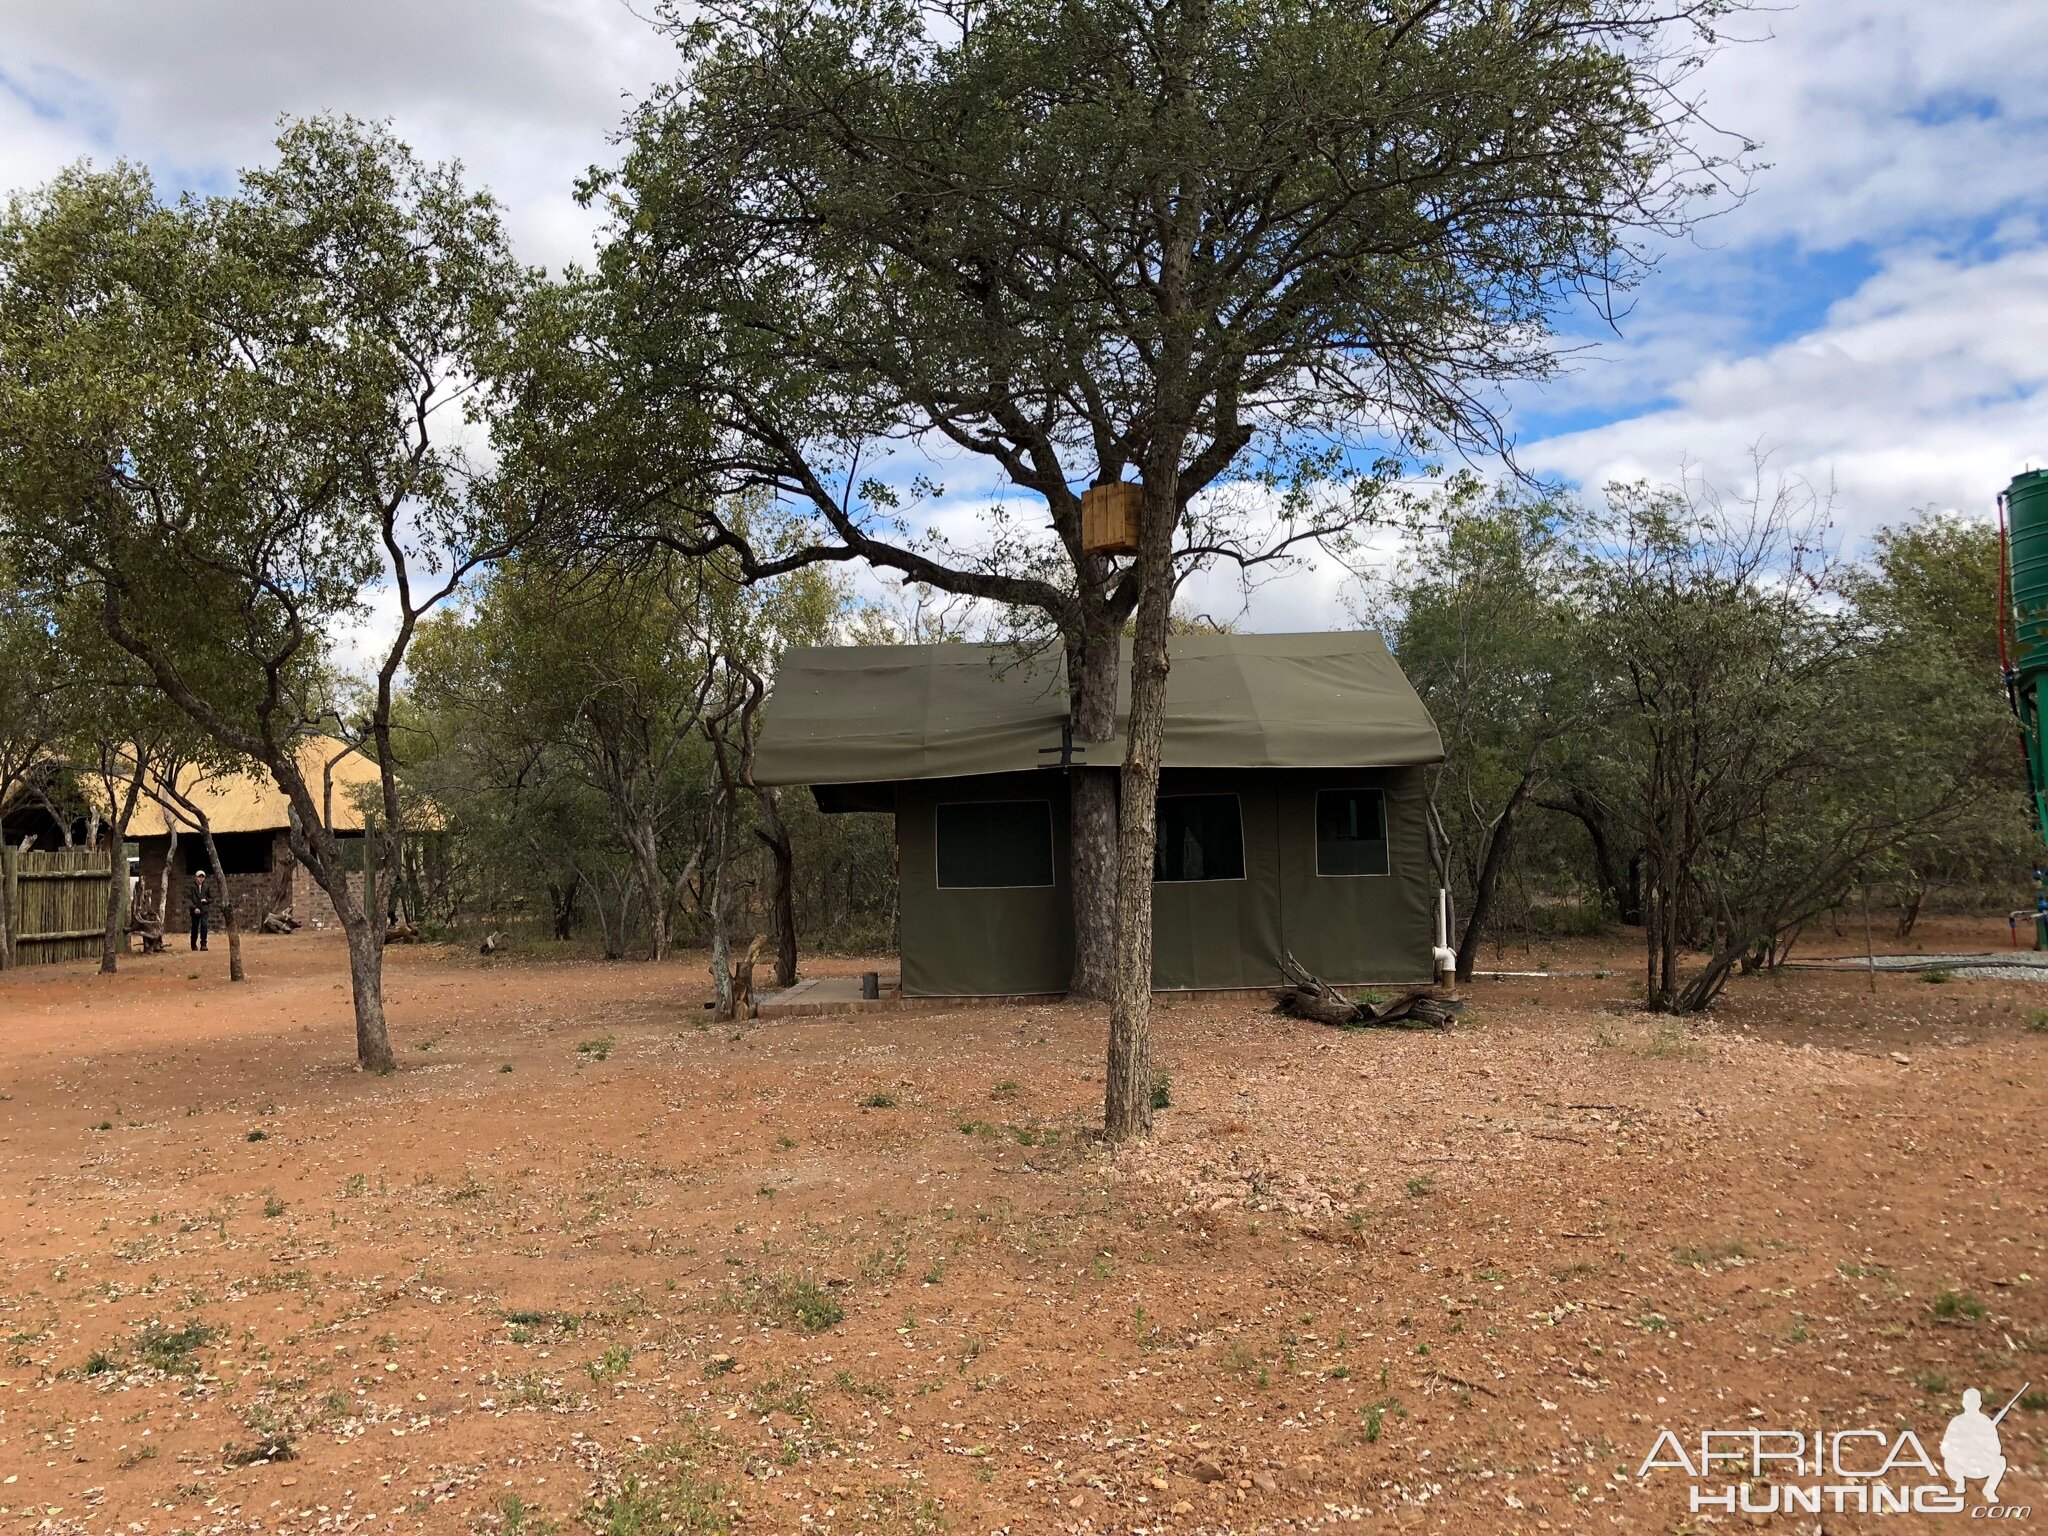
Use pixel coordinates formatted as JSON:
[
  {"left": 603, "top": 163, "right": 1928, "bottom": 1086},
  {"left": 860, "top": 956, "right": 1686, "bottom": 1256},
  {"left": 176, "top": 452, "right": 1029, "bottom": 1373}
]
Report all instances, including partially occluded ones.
[{"left": 0, "top": 919, "right": 2042, "bottom": 1535}]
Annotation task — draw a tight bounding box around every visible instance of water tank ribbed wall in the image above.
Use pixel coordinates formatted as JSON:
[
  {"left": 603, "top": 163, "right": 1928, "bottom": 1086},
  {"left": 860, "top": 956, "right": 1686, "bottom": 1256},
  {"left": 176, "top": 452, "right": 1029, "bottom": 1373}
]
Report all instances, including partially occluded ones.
[{"left": 2010, "top": 470, "right": 2048, "bottom": 679}]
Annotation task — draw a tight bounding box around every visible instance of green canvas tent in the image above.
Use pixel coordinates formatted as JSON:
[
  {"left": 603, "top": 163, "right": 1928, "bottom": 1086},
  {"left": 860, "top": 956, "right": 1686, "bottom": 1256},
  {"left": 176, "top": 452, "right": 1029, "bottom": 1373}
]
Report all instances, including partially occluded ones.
[{"left": 754, "top": 631, "right": 1447, "bottom": 997}]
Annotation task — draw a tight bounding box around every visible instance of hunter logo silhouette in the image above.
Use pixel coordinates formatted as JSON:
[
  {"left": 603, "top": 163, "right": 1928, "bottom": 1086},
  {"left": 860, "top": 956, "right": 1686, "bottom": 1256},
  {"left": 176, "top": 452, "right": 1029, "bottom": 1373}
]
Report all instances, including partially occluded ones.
[{"left": 1941, "top": 1384, "right": 2027, "bottom": 1505}]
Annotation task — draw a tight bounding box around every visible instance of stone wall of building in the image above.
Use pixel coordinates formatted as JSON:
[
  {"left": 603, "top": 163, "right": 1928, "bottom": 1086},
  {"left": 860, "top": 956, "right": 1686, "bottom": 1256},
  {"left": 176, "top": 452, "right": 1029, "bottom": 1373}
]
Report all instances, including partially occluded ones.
[{"left": 132, "top": 830, "right": 364, "bottom": 937}]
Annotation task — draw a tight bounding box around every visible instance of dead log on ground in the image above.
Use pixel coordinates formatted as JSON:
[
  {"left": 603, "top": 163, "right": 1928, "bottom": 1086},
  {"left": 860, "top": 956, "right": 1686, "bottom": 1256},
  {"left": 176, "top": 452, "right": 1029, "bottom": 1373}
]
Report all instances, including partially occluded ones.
[{"left": 1275, "top": 952, "right": 1454, "bottom": 1030}]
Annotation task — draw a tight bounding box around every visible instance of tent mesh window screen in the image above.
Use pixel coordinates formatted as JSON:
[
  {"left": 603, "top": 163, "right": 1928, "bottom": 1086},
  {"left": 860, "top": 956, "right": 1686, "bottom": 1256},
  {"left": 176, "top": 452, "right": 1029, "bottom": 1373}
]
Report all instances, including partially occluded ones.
[
  {"left": 935, "top": 800, "right": 1056, "bottom": 888},
  {"left": 1154, "top": 794, "right": 1246, "bottom": 882},
  {"left": 1315, "top": 788, "right": 1389, "bottom": 876}
]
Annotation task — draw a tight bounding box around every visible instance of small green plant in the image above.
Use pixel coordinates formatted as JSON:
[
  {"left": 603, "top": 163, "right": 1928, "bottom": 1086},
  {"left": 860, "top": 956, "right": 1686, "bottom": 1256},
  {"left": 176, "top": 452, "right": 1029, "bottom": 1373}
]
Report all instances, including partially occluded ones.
[
  {"left": 83, "top": 1348, "right": 117, "bottom": 1376},
  {"left": 1150, "top": 1074, "right": 1172, "bottom": 1111},
  {"left": 2026, "top": 1010, "right": 2048, "bottom": 1033},
  {"left": 1912, "top": 1370, "right": 1950, "bottom": 1394},
  {"left": 93, "top": 1120, "right": 113, "bottom": 1132},
  {"left": 857, "top": 1241, "right": 907, "bottom": 1283},
  {"left": 832, "top": 1368, "right": 891, "bottom": 1401},
  {"left": 491, "top": 1493, "right": 563, "bottom": 1536},
  {"left": 1645, "top": 1020, "right": 1696, "bottom": 1059},
  {"left": 858, "top": 1090, "right": 897, "bottom": 1108},
  {"left": 500, "top": 1063, "right": 515, "bottom": 1073},
  {"left": 1637, "top": 1312, "right": 1672, "bottom": 1334},
  {"left": 222, "top": 1435, "right": 296, "bottom": 1466},
  {"left": 703, "top": 1354, "right": 737, "bottom": 1379},
  {"left": 752, "top": 1274, "right": 843, "bottom": 1333},
  {"left": 576, "top": 1037, "right": 614, "bottom": 1061},
  {"left": 1405, "top": 1173, "right": 1436, "bottom": 1198},
  {"left": 993, "top": 1079, "right": 1019, "bottom": 1097},
  {"left": 245, "top": 1129, "right": 268, "bottom": 1142},
  {"left": 776, "top": 1133, "right": 795, "bottom": 1149},
  {"left": 588, "top": 1345, "right": 632, "bottom": 1385},
  {"left": 1931, "top": 1290, "right": 1986, "bottom": 1322},
  {"left": 134, "top": 1318, "right": 217, "bottom": 1375},
  {"left": 262, "top": 1192, "right": 285, "bottom": 1219},
  {"left": 1921, "top": 968, "right": 1952, "bottom": 985},
  {"left": 1363, "top": 1396, "right": 1405, "bottom": 1443},
  {"left": 586, "top": 1447, "right": 732, "bottom": 1534},
  {"left": 2019, "top": 1388, "right": 2048, "bottom": 1412},
  {"left": 1672, "top": 1238, "right": 1748, "bottom": 1270}
]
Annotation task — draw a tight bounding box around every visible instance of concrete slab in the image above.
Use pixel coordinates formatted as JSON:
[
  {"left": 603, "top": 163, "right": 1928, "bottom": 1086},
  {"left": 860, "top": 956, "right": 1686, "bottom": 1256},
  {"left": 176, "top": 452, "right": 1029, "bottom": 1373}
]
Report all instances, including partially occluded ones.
[{"left": 757, "top": 974, "right": 901, "bottom": 1019}]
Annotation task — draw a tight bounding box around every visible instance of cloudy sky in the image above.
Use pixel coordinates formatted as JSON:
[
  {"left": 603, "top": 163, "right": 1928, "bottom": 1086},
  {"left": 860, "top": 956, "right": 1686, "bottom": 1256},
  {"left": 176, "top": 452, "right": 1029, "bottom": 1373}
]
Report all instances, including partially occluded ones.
[{"left": 4, "top": 0, "right": 2045, "bottom": 639}]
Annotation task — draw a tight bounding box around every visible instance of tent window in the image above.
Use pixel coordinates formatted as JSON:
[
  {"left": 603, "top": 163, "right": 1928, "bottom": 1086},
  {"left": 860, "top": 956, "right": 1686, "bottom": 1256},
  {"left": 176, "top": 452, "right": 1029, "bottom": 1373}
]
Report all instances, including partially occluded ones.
[
  {"left": 1316, "top": 788, "right": 1389, "bottom": 877},
  {"left": 935, "top": 800, "right": 1055, "bottom": 888},
  {"left": 1154, "top": 794, "right": 1246, "bottom": 882}
]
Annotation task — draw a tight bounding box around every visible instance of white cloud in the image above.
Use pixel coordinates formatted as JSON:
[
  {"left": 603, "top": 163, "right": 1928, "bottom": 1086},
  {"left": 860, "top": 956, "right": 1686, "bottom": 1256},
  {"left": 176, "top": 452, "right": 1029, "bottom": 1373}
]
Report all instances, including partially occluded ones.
[
  {"left": 0, "top": 0, "right": 675, "bottom": 268},
  {"left": 5, "top": 0, "right": 2043, "bottom": 636},
  {"left": 1682, "top": 0, "right": 2048, "bottom": 255},
  {"left": 1526, "top": 243, "right": 2048, "bottom": 533}
]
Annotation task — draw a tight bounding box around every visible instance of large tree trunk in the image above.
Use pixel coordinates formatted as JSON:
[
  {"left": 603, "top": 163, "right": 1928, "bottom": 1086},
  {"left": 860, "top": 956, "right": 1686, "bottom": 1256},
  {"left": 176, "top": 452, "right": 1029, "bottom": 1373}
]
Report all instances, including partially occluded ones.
[
  {"left": 707, "top": 769, "right": 735, "bottom": 1019},
  {"left": 98, "top": 834, "right": 127, "bottom": 975},
  {"left": 621, "top": 816, "right": 669, "bottom": 961},
  {"left": 754, "top": 809, "right": 798, "bottom": 989},
  {"left": 290, "top": 807, "right": 396, "bottom": 1072},
  {"left": 98, "top": 765, "right": 145, "bottom": 976},
  {"left": 1556, "top": 787, "right": 1642, "bottom": 926},
  {"left": 340, "top": 910, "right": 395, "bottom": 1072},
  {"left": 196, "top": 825, "right": 245, "bottom": 983},
  {"left": 1104, "top": 478, "right": 1181, "bottom": 1141},
  {"left": 1067, "top": 627, "right": 1120, "bottom": 1000},
  {"left": 1455, "top": 750, "right": 1542, "bottom": 982},
  {"left": 548, "top": 875, "right": 581, "bottom": 940},
  {"left": 156, "top": 820, "right": 178, "bottom": 939}
]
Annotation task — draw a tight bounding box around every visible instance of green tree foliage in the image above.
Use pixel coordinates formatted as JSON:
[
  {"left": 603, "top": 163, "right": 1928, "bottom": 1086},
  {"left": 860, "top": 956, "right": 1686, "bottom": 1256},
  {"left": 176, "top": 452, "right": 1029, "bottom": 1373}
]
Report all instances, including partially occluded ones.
[
  {"left": 597, "top": 0, "right": 1746, "bottom": 1135},
  {"left": 1384, "top": 482, "right": 1581, "bottom": 979},
  {"left": 1387, "top": 476, "right": 2016, "bottom": 1011},
  {"left": 0, "top": 118, "right": 536, "bottom": 1070},
  {"left": 1846, "top": 515, "right": 2028, "bottom": 933},
  {"left": 404, "top": 537, "right": 860, "bottom": 974}
]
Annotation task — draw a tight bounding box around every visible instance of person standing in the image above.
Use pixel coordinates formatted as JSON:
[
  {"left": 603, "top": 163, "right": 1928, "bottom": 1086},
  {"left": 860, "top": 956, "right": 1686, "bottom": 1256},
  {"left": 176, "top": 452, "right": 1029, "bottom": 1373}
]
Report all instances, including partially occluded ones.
[{"left": 189, "top": 868, "right": 212, "bottom": 952}]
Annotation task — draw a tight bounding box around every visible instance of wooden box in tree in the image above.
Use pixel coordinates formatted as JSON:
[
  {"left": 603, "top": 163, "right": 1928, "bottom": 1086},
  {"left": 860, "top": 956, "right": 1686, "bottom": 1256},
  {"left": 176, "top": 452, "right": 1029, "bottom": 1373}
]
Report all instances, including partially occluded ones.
[{"left": 1080, "top": 481, "right": 1141, "bottom": 555}]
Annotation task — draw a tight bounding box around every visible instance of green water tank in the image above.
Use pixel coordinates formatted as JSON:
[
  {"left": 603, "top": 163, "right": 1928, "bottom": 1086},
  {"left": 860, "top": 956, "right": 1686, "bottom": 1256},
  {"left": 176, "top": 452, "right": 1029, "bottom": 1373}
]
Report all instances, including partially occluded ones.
[{"left": 2010, "top": 470, "right": 2048, "bottom": 678}]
